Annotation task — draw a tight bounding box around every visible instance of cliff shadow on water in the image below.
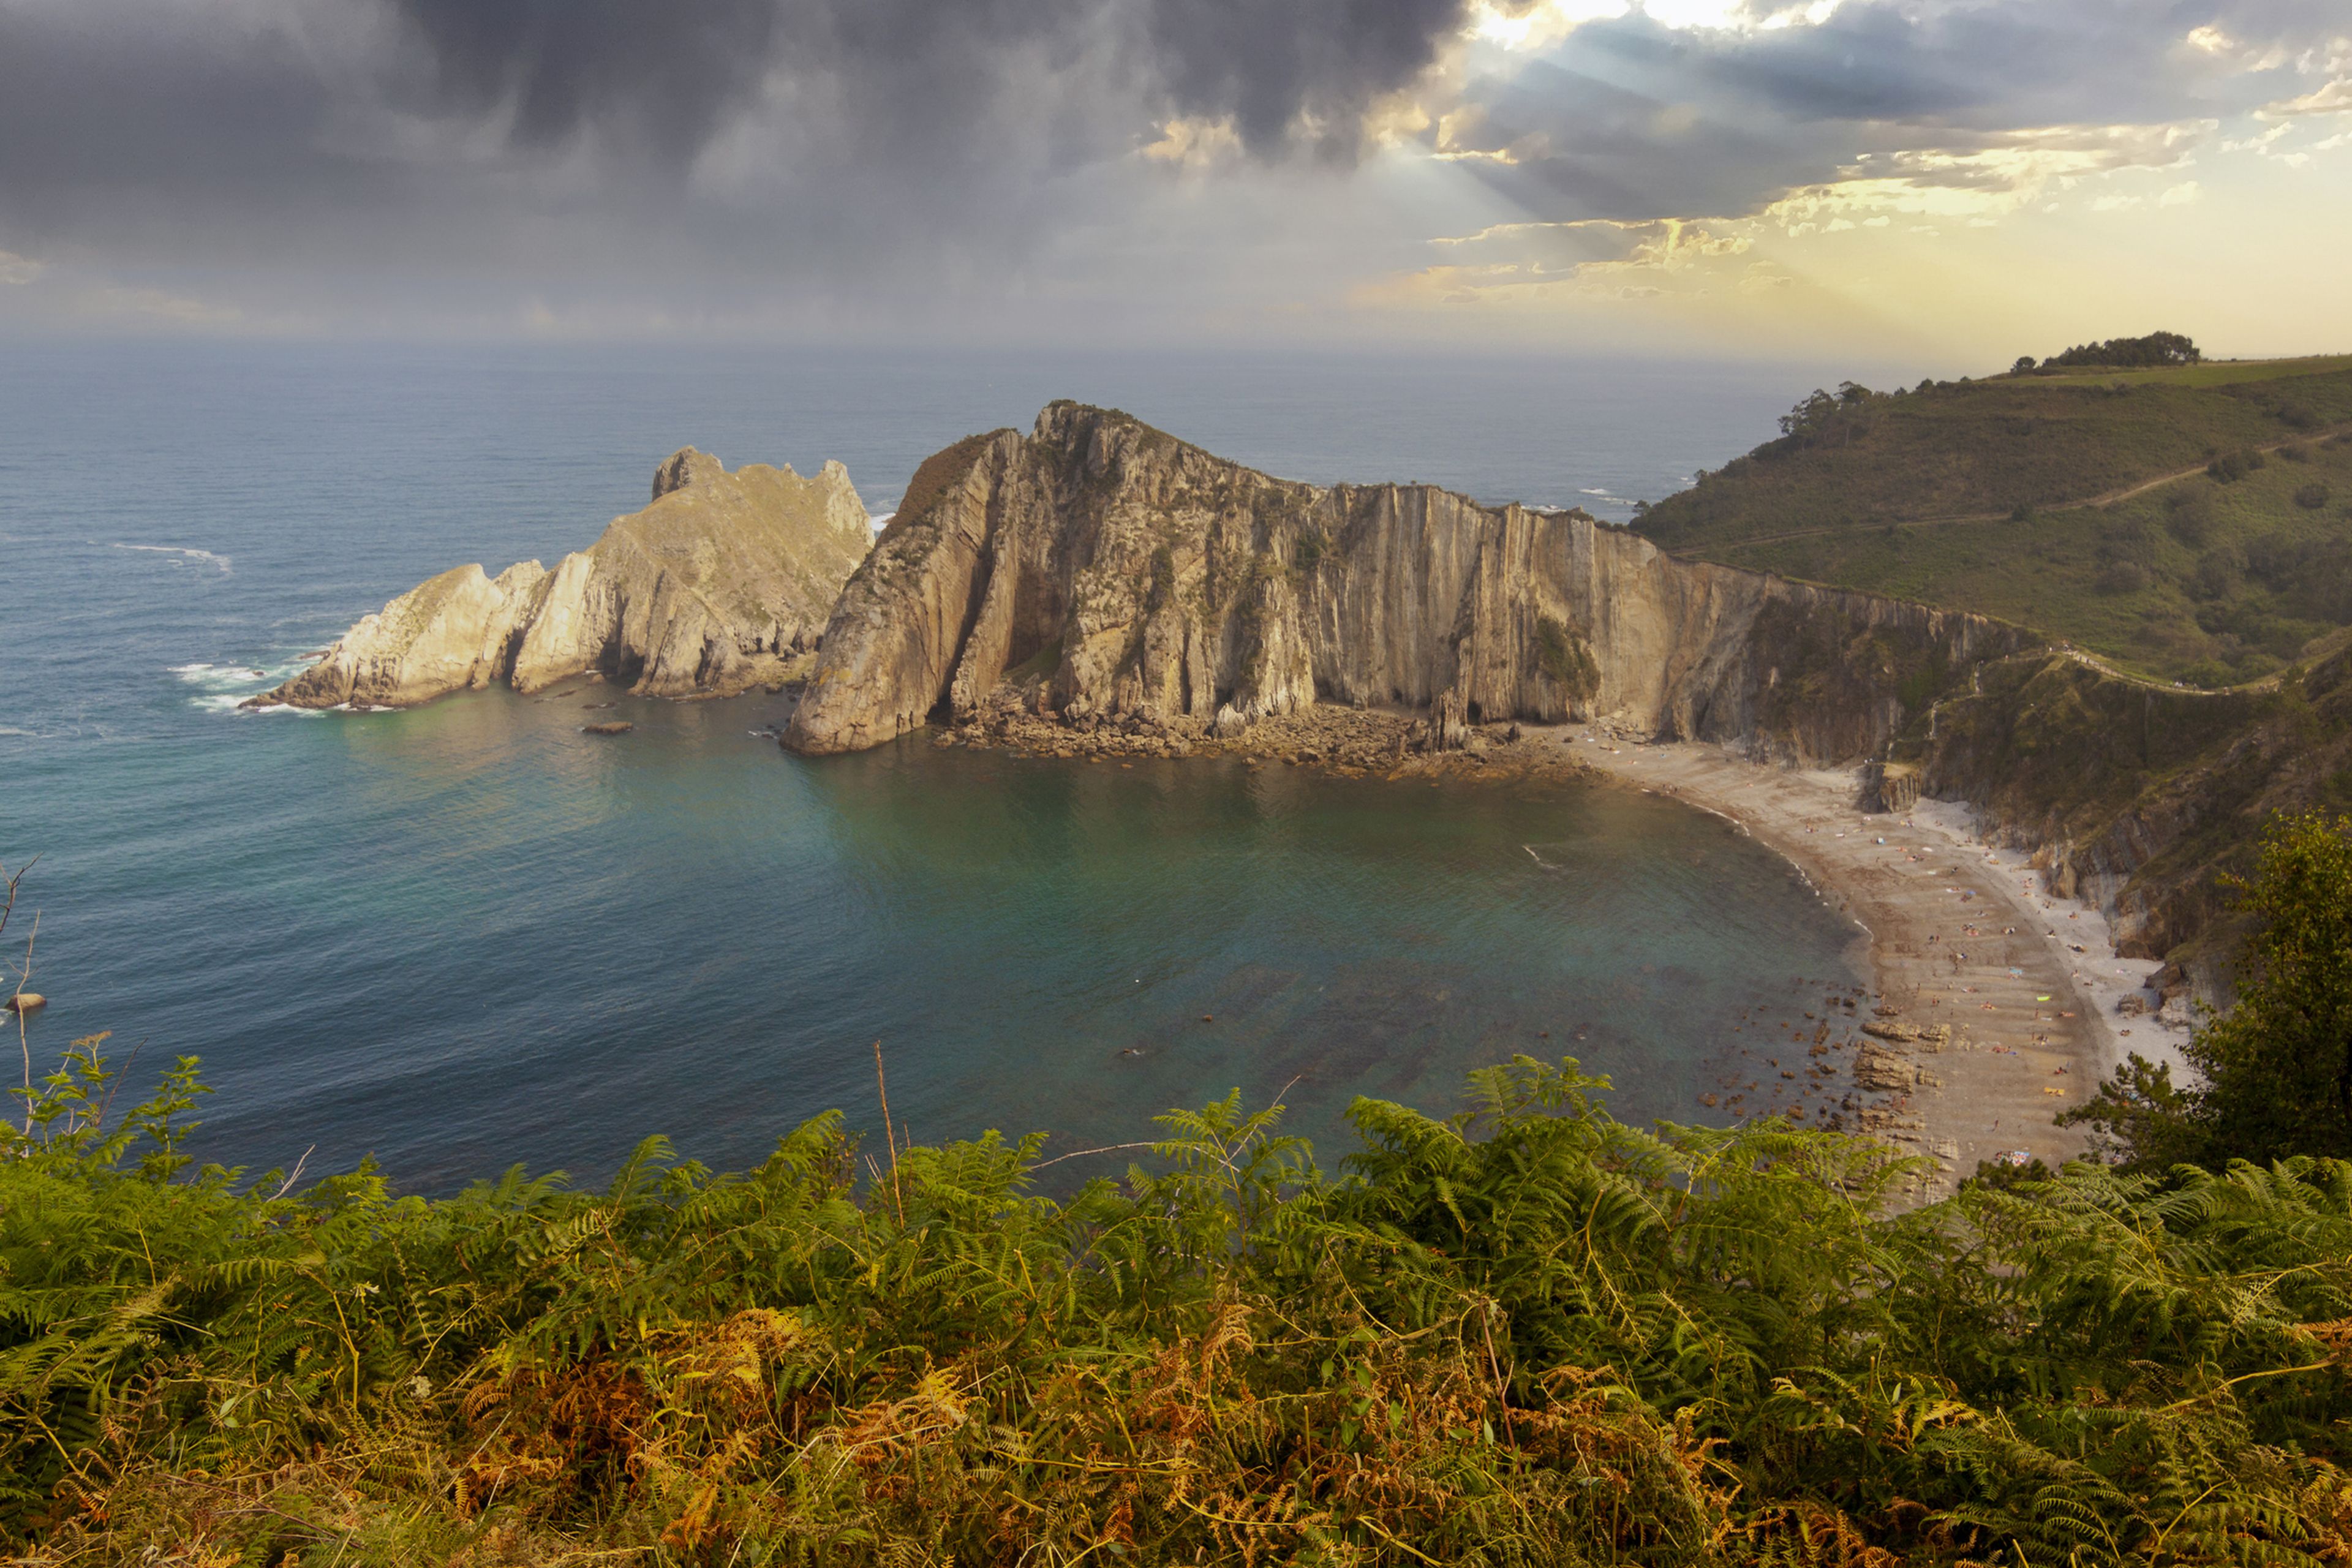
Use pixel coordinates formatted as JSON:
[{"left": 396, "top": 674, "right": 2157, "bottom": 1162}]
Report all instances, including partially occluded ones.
[{"left": 761, "top": 738, "right": 1874, "bottom": 1174}]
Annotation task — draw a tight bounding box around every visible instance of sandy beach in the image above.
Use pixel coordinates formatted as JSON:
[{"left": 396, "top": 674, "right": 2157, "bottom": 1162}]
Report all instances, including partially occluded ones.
[{"left": 1546, "top": 730, "right": 2192, "bottom": 1196}]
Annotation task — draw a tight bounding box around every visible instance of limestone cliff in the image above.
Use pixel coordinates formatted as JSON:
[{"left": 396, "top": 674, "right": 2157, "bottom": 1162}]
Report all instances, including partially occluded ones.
[
  {"left": 788, "top": 403, "right": 2031, "bottom": 758},
  {"left": 256, "top": 449, "right": 872, "bottom": 709}
]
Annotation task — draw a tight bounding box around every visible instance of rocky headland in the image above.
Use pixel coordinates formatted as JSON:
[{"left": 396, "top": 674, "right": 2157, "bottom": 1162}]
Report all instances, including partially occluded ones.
[
  {"left": 251, "top": 448, "right": 872, "bottom": 710},
  {"left": 790, "top": 402, "right": 2318, "bottom": 1011},
  {"left": 788, "top": 402, "right": 2032, "bottom": 760}
]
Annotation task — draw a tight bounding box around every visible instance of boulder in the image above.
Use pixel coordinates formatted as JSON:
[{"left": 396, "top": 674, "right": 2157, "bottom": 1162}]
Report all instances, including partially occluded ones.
[{"left": 1853, "top": 1042, "right": 1916, "bottom": 1091}]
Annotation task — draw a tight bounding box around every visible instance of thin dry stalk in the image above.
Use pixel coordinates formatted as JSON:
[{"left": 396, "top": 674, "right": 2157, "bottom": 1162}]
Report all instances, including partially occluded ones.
[
  {"left": 874, "top": 1038, "right": 904, "bottom": 1226},
  {"left": 4, "top": 858, "right": 37, "bottom": 1133}
]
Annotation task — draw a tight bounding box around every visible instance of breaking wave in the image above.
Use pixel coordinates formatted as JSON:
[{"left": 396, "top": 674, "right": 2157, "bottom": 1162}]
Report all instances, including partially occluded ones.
[
  {"left": 170, "top": 660, "right": 315, "bottom": 715},
  {"left": 115, "top": 543, "right": 232, "bottom": 575}
]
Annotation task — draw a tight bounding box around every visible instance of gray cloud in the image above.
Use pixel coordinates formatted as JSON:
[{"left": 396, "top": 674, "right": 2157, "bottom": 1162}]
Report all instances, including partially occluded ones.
[
  {"left": 0, "top": 0, "right": 1475, "bottom": 324},
  {"left": 383, "top": 0, "right": 1473, "bottom": 164},
  {"left": 388, "top": 0, "right": 783, "bottom": 160},
  {"left": 0, "top": 0, "right": 2340, "bottom": 334},
  {"left": 1431, "top": 0, "right": 2345, "bottom": 227}
]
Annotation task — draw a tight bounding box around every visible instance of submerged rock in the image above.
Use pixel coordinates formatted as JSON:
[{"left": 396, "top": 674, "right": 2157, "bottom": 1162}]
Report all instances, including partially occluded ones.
[{"left": 252, "top": 450, "right": 871, "bottom": 710}]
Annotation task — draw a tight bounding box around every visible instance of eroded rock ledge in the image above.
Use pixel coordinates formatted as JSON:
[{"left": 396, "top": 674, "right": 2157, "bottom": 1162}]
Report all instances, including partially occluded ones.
[
  {"left": 786, "top": 402, "right": 2033, "bottom": 760},
  {"left": 252, "top": 448, "right": 872, "bottom": 710}
]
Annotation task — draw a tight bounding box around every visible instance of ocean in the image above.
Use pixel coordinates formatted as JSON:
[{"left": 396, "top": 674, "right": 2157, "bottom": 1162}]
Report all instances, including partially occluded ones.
[{"left": 0, "top": 339, "right": 1879, "bottom": 1188}]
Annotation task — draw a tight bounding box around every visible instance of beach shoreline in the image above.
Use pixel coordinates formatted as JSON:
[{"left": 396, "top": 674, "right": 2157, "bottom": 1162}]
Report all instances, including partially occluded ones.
[
  {"left": 1547, "top": 730, "right": 2190, "bottom": 1196},
  {"left": 948, "top": 699, "right": 2193, "bottom": 1192}
]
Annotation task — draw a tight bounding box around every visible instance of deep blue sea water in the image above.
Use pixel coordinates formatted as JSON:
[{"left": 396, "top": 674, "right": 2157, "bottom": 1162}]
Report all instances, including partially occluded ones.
[{"left": 0, "top": 341, "right": 1875, "bottom": 1188}]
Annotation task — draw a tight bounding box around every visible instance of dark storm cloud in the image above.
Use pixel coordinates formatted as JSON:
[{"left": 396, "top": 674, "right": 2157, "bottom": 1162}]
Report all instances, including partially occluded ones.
[
  {"left": 0, "top": 0, "right": 1474, "bottom": 292},
  {"left": 1, "top": 0, "right": 2342, "bottom": 330},
  {"left": 380, "top": 0, "right": 1471, "bottom": 161},
  {"left": 1140, "top": 0, "right": 1469, "bottom": 149},
  {"left": 388, "top": 0, "right": 783, "bottom": 160}
]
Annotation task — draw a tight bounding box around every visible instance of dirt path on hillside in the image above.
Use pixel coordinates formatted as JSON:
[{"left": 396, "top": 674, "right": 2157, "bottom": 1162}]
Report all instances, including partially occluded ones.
[{"left": 1669, "top": 423, "right": 2352, "bottom": 558}]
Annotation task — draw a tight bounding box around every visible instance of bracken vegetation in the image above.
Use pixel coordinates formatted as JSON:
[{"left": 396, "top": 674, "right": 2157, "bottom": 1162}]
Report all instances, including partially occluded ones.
[{"left": 12, "top": 1030, "right": 2352, "bottom": 1564}]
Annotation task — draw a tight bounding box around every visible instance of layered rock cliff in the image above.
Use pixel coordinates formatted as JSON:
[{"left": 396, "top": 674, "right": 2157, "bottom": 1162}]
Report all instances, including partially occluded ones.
[
  {"left": 255, "top": 449, "right": 872, "bottom": 709},
  {"left": 788, "top": 403, "right": 2032, "bottom": 758}
]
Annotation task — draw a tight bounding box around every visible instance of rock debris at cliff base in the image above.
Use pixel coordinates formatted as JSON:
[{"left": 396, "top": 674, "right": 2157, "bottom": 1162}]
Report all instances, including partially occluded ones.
[{"left": 919, "top": 698, "right": 1588, "bottom": 782}]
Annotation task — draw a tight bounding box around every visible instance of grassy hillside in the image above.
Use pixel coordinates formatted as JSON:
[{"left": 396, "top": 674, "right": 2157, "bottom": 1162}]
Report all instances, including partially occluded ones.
[
  {"left": 1638, "top": 360, "right": 2352, "bottom": 685},
  {"left": 1733, "top": 434, "right": 2352, "bottom": 686},
  {"left": 12, "top": 1044, "right": 2352, "bottom": 1567}
]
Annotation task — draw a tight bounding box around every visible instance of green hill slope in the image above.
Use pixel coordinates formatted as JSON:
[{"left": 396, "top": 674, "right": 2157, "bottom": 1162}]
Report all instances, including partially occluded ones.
[{"left": 1638, "top": 358, "right": 2352, "bottom": 685}]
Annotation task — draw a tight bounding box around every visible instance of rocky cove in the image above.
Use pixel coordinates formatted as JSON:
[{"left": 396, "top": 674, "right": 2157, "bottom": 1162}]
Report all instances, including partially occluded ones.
[{"left": 250, "top": 398, "right": 2285, "bottom": 1033}]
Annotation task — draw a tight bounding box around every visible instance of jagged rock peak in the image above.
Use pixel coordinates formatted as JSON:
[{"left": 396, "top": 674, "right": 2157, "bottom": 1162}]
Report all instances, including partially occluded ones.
[
  {"left": 254, "top": 447, "right": 873, "bottom": 711},
  {"left": 786, "top": 402, "right": 2034, "bottom": 760},
  {"left": 651, "top": 447, "right": 728, "bottom": 501}
]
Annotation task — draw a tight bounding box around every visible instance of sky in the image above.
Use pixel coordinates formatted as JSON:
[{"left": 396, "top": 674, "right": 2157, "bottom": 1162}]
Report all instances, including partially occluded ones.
[{"left": 1, "top": 0, "right": 2347, "bottom": 362}]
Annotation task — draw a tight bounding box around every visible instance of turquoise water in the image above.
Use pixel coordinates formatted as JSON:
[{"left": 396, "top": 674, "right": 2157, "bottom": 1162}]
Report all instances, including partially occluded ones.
[{"left": 0, "top": 341, "right": 1870, "bottom": 1185}]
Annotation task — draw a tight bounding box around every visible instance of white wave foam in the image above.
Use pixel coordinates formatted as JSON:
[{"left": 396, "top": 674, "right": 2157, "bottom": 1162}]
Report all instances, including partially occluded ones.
[
  {"left": 175, "top": 657, "right": 317, "bottom": 715},
  {"left": 172, "top": 661, "right": 273, "bottom": 692},
  {"left": 192, "top": 693, "right": 320, "bottom": 717},
  {"left": 116, "top": 543, "right": 232, "bottom": 575}
]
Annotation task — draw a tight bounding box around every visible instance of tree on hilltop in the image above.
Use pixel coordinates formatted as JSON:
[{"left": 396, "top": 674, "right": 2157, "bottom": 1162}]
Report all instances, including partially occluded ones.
[{"left": 2037, "top": 330, "right": 2202, "bottom": 369}]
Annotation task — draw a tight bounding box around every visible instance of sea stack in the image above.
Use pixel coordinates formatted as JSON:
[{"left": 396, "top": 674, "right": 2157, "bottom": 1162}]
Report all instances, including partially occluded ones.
[{"left": 251, "top": 449, "right": 873, "bottom": 709}]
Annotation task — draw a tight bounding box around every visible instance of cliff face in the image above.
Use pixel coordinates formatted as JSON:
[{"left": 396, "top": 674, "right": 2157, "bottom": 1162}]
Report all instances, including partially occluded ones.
[
  {"left": 788, "top": 403, "right": 2029, "bottom": 758},
  {"left": 257, "top": 450, "right": 872, "bottom": 709}
]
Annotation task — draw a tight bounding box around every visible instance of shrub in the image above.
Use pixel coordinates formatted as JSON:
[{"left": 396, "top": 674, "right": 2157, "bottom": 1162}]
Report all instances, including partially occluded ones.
[
  {"left": 2298, "top": 482, "right": 2332, "bottom": 511},
  {"left": 1534, "top": 614, "right": 1599, "bottom": 697},
  {"left": 2179, "top": 657, "right": 2236, "bottom": 687},
  {"left": 2185, "top": 551, "right": 2237, "bottom": 601},
  {"left": 2165, "top": 489, "right": 2215, "bottom": 546},
  {"left": 2094, "top": 560, "right": 2149, "bottom": 594},
  {"left": 2209, "top": 448, "right": 2266, "bottom": 482},
  {"left": 2069, "top": 813, "right": 2352, "bottom": 1166}
]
